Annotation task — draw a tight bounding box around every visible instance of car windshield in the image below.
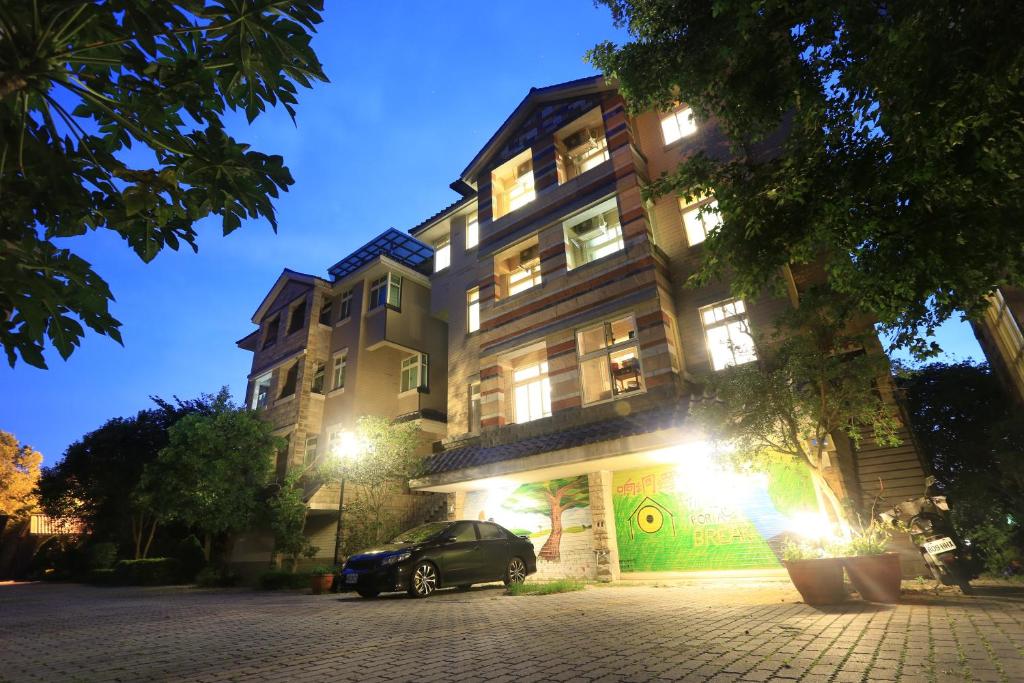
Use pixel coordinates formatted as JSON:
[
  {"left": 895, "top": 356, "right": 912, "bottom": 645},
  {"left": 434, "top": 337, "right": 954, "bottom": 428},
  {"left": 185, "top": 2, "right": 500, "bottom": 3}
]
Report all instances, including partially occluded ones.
[{"left": 390, "top": 522, "right": 450, "bottom": 544}]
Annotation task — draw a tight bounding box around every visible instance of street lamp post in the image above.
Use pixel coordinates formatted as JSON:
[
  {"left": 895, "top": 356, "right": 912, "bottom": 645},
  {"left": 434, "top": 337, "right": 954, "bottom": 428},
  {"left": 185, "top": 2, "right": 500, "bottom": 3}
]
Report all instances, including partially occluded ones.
[
  {"left": 330, "top": 430, "right": 364, "bottom": 567},
  {"left": 332, "top": 474, "right": 347, "bottom": 567}
]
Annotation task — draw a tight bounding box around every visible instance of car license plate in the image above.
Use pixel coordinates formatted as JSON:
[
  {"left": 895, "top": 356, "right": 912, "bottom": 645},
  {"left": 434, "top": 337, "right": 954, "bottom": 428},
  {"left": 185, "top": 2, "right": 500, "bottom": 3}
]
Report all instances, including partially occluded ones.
[
  {"left": 924, "top": 537, "right": 956, "bottom": 555},
  {"left": 345, "top": 573, "right": 358, "bottom": 584}
]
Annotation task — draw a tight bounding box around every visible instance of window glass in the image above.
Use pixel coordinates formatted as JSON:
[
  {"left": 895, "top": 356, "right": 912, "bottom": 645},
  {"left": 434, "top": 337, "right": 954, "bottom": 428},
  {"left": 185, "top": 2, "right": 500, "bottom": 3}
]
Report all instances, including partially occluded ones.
[
  {"left": 513, "top": 361, "right": 551, "bottom": 423},
  {"left": 262, "top": 317, "right": 279, "bottom": 349},
  {"left": 339, "top": 289, "right": 353, "bottom": 319},
  {"left": 555, "top": 110, "right": 609, "bottom": 183},
  {"left": 279, "top": 363, "right": 298, "bottom": 398},
  {"left": 311, "top": 361, "right": 326, "bottom": 394},
  {"left": 564, "top": 199, "right": 624, "bottom": 270},
  {"left": 304, "top": 436, "right": 318, "bottom": 467},
  {"left": 700, "top": 299, "right": 757, "bottom": 370},
  {"left": 369, "top": 277, "right": 387, "bottom": 309},
  {"left": 495, "top": 238, "right": 541, "bottom": 299},
  {"left": 661, "top": 106, "right": 697, "bottom": 145},
  {"left": 681, "top": 198, "right": 722, "bottom": 247},
  {"left": 449, "top": 521, "right": 477, "bottom": 542},
  {"left": 287, "top": 300, "right": 306, "bottom": 334},
  {"left": 434, "top": 235, "right": 451, "bottom": 272},
  {"left": 465, "top": 214, "right": 479, "bottom": 249},
  {"left": 467, "top": 287, "right": 480, "bottom": 333},
  {"left": 577, "top": 325, "right": 607, "bottom": 355},
  {"left": 333, "top": 352, "right": 347, "bottom": 390},
  {"left": 577, "top": 316, "right": 644, "bottom": 405},
  {"left": 477, "top": 523, "right": 504, "bottom": 540},
  {"left": 492, "top": 149, "right": 535, "bottom": 219},
  {"left": 468, "top": 382, "right": 481, "bottom": 433},
  {"left": 400, "top": 353, "right": 429, "bottom": 392},
  {"left": 580, "top": 355, "right": 612, "bottom": 404},
  {"left": 387, "top": 274, "right": 402, "bottom": 308},
  {"left": 319, "top": 299, "right": 333, "bottom": 325},
  {"left": 252, "top": 373, "right": 272, "bottom": 409}
]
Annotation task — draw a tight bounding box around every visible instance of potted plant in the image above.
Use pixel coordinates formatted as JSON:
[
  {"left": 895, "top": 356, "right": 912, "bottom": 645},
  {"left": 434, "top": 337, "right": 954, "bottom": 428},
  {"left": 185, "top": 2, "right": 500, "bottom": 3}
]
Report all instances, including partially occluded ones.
[
  {"left": 782, "top": 540, "right": 847, "bottom": 606},
  {"left": 309, "top": 566, "right": 334, "bottom": 595},
  {"left": 840, "top": 522, "right": 901, "bottom": 603}
]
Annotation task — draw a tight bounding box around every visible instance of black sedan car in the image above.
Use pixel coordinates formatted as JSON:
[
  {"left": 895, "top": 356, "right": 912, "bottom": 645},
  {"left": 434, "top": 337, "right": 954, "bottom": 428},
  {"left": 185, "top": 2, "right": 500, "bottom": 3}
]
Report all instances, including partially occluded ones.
[{"left": 337, "top": 520, "right": 537, "bottom": 598}]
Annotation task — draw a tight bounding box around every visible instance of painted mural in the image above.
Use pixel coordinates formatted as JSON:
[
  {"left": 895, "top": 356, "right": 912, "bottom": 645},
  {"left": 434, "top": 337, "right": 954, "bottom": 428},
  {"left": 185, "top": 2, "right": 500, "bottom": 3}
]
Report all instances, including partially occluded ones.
[
  {"left": 613, "top": 459, "right": 818, "bottom": 572},
  {"left": 463, "top": 475, "right": 595, "bottom": 578}
]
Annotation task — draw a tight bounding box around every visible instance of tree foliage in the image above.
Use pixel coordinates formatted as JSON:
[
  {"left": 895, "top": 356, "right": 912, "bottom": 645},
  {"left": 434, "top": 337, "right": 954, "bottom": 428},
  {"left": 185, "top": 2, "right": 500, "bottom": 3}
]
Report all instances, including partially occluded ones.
[
  {"left": 265, "top": 472, "right": 317, "bottom": 569},
  {"left": 589, "top": 1, "right": 1024, "bottom": 357},
  {"left": 0, "top": 1, "right": 327, "bottom": 367},
  {"left": 0, "top": 430, "right": 41, "bottom": 518}
]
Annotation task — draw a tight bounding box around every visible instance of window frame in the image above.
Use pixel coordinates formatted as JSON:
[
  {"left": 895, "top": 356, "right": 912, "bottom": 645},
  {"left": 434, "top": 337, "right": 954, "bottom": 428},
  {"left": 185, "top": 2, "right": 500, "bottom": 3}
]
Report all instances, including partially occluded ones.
[
  {"left": 434, "top": 234, "right": 451, "bottom": 272},
  {"left": 467, "top": 286, "right": 480, "bottom": 333},
  {"left": 576, "top": 315, "right": 645, "bottom": 405},
  {"left": 660, "top": 106, "right": 697, "bottom": 145},
  {"left": 491, "top": 149, "right": 536, "bottom": 220},
  {"left": 699, "top": 299, "right": 758, "bottom": 371},
  {"left": 468, "top": 381, "right": 481, "bottom": 433},
  {"left": 339, "top": 289, "right": 354, "bottom": 321},
  {"left": 332, "top": 351, "right": 347, "bottom": 391},
  {"left": 512, "top": 360, "right": 552, "bottom": 424},
  {"left": 318, "top": 298, "right": 333, "bottom": 326},
  {"left": 680, "top": 197, "right": 722, "bottom": 247},
  {"left": 279, "top": 362, "right": 299, "bottom": 399},
  {"left": 262, "top": 316, "right": 279, "bottom": 349},
  {"left": 400, "top": 353, "right": 429, "bottom": 393},
  {"left": 465, "top": 214, "right": 479, "bottom": 250},
  {"left": 252, "top": 372, "right": 272, "bottom": 410},
  {"left": 287, "top": 299, "right": 306, "bottom": 335},
  {"left": 310, "top": 360, "right": 326, "bottom": 394},
  {"left": 563, "top": 198, "right": 625, "bottom": 270},
  {"left": 304, "top": 435, "right": 319, "bottom": 467}
]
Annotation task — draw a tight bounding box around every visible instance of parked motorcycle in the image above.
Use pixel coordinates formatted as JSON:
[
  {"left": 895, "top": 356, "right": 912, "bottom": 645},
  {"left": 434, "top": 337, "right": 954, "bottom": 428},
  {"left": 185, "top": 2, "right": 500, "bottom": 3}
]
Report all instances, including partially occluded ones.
[{"left": 877, "top": 477, "right": 974, "bottom": 594}]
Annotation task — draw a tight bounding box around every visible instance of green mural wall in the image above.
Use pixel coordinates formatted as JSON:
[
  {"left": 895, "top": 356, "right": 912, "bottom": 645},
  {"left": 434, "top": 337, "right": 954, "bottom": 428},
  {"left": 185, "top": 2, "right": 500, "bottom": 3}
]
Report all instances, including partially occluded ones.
[{"left": 613, "top": 460, "right": 817, "bottom": 572}]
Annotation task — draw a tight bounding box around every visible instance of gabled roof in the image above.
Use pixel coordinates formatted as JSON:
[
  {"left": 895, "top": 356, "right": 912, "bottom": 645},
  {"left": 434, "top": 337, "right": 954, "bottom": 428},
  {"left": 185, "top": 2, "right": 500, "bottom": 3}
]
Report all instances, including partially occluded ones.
[
  {"left": 327, "top": 228, "right": 433, "bottom": 280},
  {"left": 249, "top": 268, "right": 322, "bottom": 324},
  {"left": 458, "top": 75, "right": 616, "bottom": 184},
  {"left": 408, "top": 194, "right": 475, "bottom": 238}
]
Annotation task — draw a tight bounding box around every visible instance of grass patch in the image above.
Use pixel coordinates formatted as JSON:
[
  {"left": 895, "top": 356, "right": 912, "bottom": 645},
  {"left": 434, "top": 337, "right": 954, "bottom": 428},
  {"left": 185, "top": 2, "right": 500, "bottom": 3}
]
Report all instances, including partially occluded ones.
[{"left": 506, "top": 579, "right": 587, "bottom": 596}]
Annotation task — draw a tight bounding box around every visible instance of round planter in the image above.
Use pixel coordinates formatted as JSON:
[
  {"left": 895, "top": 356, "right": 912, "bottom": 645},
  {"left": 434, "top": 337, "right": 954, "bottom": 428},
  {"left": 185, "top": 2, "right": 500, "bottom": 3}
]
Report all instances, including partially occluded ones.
[
  {"left": 843, "top": 553, "right": 901, "bottom": 603},
  {"left": 310, "top": 574, "right": 334, "bottom": 595},
  {"left": 784, "top": 558, "right": 847, "bottom": 605}
]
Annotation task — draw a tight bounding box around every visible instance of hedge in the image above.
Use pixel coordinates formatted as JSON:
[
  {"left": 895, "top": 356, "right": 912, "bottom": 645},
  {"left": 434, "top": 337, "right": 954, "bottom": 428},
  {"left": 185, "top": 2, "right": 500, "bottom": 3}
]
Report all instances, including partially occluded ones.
[{"left": 112, "top": 558, "right": 181, "bottom": 586}]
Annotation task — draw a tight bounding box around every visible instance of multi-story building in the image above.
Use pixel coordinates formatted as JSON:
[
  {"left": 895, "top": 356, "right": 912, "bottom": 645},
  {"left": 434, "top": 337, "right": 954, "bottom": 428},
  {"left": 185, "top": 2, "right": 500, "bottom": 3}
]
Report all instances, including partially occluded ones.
[
  {"left": 408, "top": 76, "right": 928, "bottom": 580},
  {"left": 971, "top": 285, "right": 1024, "bottom": 407},
  {"left": 236, "top": 75, "right": 929, "bottom": 580}
]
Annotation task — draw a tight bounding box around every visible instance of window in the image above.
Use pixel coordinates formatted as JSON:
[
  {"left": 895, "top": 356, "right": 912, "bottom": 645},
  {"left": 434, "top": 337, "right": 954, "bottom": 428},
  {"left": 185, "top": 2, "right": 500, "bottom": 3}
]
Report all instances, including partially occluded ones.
[
  {"left": 465, "top": 214, "right": 479, "bottom": 250},
  {"left": 477, "top": 522, "right": 504, "bottom": 540},
  {"left": 434, "top": 234, "right": 451, "bottom": 272},
  {"left": 495, "top": 237, "right": 541, "bottom": 298},
  {"left": 449, "top": 521, "right": 477, "bottom": 542},
  {"left": 661, "top": 106, "right": 697, "bottom": 145},
  {"left": 369, "top": 274, "right": 401, "bottom": 310},
  {"left": 287, "top": 300, "right": 306, "bottom": 334},
  {"left": 700, "top": 299, "right": 757, "bottom": 370},
  {"left": 555, "top": 108, "right": 609, "bottom": 183},
  {"left": 279, "top": 363, "right": 299, "bottom": 398},
  {"left": 564, "top": 198, "right": 624, "bottom": 270},
  {"left": 681, "top": 198, "right": 722, "bottom": 246},
  {"left": 491, "top": 149, "right": 535, "bottom": 219},
  {"left": 513, "top": 361, "right": 551, "bottom": 423},
  {"left": 304, "top": 436, "right": 319, "bottom": 467},
  {"left": 467, "top": 287, "right": 480, "bottom": 333},
  {"left": 400, "top": 353, "right": 429, "bottom": 393},
  {"left": 332, "top": 352, "right": 347, "bottom": 390},
  {"left": 262, "top": 316, "right": 279, "bottom": 349},
  {"left": 576, "top": 316, "right": 643, "bottom": 404},
  {"left": 252, "top": 373, "right": 272, "bottom": 409},
  {"left": 311, "top": 361, "right": 326, "bottom": 394},
  {"left": 339, "top": 289, "right": 353, "bottom": 320},
  {"left": 319, "top": 298, "right": 333, "bottom": 325},
  {"left": 468, "top": 381, "right": 481, "bottom": 433}
]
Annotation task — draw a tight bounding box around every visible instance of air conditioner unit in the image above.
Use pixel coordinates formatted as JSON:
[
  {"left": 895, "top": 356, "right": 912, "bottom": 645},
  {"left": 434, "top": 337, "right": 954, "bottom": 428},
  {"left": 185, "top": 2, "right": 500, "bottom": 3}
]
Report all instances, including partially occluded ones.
[
  {"left": 563, "top": 126, "right": 602, "bottom": 153},
  {"left": 515, "top": 160, "right": 532, "bottom": 179},
  {"left": 517, "top": 245, "right": 539, "bottom": 268},
  {"left": 569, "top": 216, "right": 608, "bottom": 242}
]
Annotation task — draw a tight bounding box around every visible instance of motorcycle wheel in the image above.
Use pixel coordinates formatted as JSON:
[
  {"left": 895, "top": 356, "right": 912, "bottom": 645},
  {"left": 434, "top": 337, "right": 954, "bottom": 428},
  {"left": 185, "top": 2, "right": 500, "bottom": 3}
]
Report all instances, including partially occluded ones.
[{"left": 957, "top": 580, "right": 974, "bottom": 595}]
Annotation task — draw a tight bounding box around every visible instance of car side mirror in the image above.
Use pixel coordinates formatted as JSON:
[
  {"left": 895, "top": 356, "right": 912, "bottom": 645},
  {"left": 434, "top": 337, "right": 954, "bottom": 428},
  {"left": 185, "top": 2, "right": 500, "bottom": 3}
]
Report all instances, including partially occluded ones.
[{"left": 441, "top": 535, "right": 458, "bottom": 544}]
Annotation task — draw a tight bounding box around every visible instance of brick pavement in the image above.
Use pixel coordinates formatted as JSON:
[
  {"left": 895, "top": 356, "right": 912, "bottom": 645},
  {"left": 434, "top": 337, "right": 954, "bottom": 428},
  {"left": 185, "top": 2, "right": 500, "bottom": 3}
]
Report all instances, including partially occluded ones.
[{"left": 0, "top": 580, "right": 1021, "bottom": 682}]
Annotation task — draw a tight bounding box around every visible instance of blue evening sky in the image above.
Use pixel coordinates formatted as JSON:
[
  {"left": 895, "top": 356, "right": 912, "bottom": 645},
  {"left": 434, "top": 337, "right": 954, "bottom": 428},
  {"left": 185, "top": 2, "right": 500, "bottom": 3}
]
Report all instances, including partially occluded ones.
[{"left": 0, "top": 2, "right": 982, "bottom": 466}]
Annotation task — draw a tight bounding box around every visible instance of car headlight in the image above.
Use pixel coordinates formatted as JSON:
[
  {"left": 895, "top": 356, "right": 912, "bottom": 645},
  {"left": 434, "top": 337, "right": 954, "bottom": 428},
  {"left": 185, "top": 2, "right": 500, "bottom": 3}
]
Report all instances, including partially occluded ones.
[{"left": 380, "top": 551, "right": 412, "bottom": 566}]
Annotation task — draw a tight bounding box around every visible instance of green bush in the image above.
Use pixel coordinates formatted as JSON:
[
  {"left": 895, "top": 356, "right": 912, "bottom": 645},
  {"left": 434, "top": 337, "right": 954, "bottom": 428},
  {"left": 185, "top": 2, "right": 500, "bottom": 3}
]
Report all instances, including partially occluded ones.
[
  {"left": 173, "top": 535, "right": 206, "bottom": 583},
  {"left": 85, "top": 542, "right": 118, "bottom": 571},
  {"left": 112, "top": 558, "right": 181, "bottom": 586},
  {"left": 195, "top": 566, "right": 242, "bottom": 588},
  {"left": 257, "top": 570, "right": 310, "bottom": 590},
  {"left": 969, "top": 521, "right": 1023, "bottom": 576}
]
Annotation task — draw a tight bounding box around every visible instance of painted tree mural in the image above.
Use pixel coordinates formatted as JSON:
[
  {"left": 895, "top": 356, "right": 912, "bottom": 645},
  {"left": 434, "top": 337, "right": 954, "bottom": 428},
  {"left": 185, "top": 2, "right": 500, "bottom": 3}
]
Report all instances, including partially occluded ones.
[{"left": 506, "top": 477, "right": 589, "bottom": 561}]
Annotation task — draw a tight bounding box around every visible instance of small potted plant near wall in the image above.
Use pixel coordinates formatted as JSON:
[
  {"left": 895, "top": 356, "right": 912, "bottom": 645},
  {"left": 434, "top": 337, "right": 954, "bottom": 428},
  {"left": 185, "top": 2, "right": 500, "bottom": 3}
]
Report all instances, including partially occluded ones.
[
  {"left": 782, "top": 540, "right": 847, "bottom": 606},
  {"left": 841, "top": 522, "right": 901, "bottom": 603},
  {"left": 309, "top": 566, "right": 334, "bottom": 595}
]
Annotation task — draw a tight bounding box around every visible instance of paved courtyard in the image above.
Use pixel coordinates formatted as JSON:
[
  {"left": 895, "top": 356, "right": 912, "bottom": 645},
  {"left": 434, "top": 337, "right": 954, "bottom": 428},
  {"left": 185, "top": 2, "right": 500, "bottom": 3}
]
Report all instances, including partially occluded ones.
[{"left": 0, "top": 579, "right": 1022, "bottom": 683}]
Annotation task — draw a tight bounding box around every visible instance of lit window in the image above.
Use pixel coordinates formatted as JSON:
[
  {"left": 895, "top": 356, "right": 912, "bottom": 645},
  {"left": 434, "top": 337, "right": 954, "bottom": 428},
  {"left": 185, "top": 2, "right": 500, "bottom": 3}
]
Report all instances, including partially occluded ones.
[
  {"left": 400, "top": 353, "right": 429, "bottom": 393},
  {"left": 564, "top": 198, "right": 624, "bottom": 270},
  {"left": 287, "top": 300, "right": 306, "bottom": 334},
  {"left": 556, "top": 109, "right": 609, "bottom": 183},
  {"left": 369, "top": 273, "right": 402, "bottom": 310},
  {"left": 319, "top": 298, "right": 333, "bottom": 325},
  {"left": 513, "top": 361, "right": 551, "bottom": 423},
  {"left": 577, "top": 316, "right": 643, "bottom": 404},
  {"left": 496, "top": 238, "right": 542, "bottom": 298},
  {"left": 262, "top": 316, "right": 279, "bottom": 349},
  {"left": 252, "top": 373, "right": 272, "bottom": 409},
  {"left": 468, "top": 382, "right": 481, "bottom": 433},
  {"left": 311, "top": 361, "right": 326, "bottom": 394},
  {"left": 661, "top": 106, "right": 697, "bottom": 145},
  {"left": 681, "top": 198, "right": 722, "bottom": 246},
  {"left": 332, "top": 352, "right": 347, "bottom": 390},
  {"left": 466, "top": 214, "right": 479, "bottom": 249},
  {"left": 279, "top": 363, "right": 299, "bottom": 398},
  {"left": 304, "top": 436, "right": 318, "bottom": 467},
  {"left": 434, "top": 234, "right": 451, "bottom": 272},
  {"left": 467, "top": 287, "right": 480, "bottom": 333},
  {"left": 700, "top": 299, "right": 757, "bottom": 370},
  {"left": 339, "top": 289, "right": 353, "bottom": 320},
  {"left": 492, "top": 149, "right": 536, "bottom": 219}
]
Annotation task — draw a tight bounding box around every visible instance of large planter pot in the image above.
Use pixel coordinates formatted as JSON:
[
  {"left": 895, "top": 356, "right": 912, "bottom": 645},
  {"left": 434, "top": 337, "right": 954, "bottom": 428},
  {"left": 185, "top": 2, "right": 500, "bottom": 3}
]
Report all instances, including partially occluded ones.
[
  {"left": 784, "top": 558, "right": 847, "bottom": 605},
  {"left": 843, "top": 553, "right": 902, "bottom": 603},
  {"left": 310, "top": 574, "right": 334, "bottom": 595}
]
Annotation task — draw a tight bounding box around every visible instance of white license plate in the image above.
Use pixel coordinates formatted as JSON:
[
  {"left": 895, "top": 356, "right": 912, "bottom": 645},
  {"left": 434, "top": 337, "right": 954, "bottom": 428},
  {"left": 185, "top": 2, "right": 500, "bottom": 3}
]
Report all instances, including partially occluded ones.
[
  {"left": 345, "top": 573, "right": 358, "bottom": 584},
  {"left": 924, "top": 537, "right": 956, "bottom": 555}
]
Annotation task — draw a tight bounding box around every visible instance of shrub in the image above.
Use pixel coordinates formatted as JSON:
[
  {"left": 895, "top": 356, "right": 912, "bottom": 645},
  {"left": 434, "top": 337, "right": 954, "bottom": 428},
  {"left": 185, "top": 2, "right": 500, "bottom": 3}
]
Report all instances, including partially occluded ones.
[
  {"left": 968, "top": 521, "right": 1023, "bottom": 576},
  {"left": 506, "top": 579, "right": 586, "bottom": 596},
  {"left": 112, "top": 558, "right": 181, "bottom": 586},
  {"left": 308, "top": 565, "right": 333, "bottom": 576},
  {"left": 195, "top": 566, "right": 242, "bottom": 588},
  {"left": 85, "top": 542, "right": 118, "bottom": 571},
  {"left": 257, "top": 570, "right": 310, "bottom": 590},
  {"left": 174, "top": 535, "right": 206, "bottom": 583}
]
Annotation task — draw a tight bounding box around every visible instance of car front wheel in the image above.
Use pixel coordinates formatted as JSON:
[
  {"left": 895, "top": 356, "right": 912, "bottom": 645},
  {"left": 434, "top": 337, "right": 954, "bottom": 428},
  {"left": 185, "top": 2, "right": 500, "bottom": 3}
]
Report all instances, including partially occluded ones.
[
  {"left": 408, "top": 561, "right": 438, "bottom": 598},
  {"left": 504, "top": 557, "right": 527, "bottom": 586}
]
